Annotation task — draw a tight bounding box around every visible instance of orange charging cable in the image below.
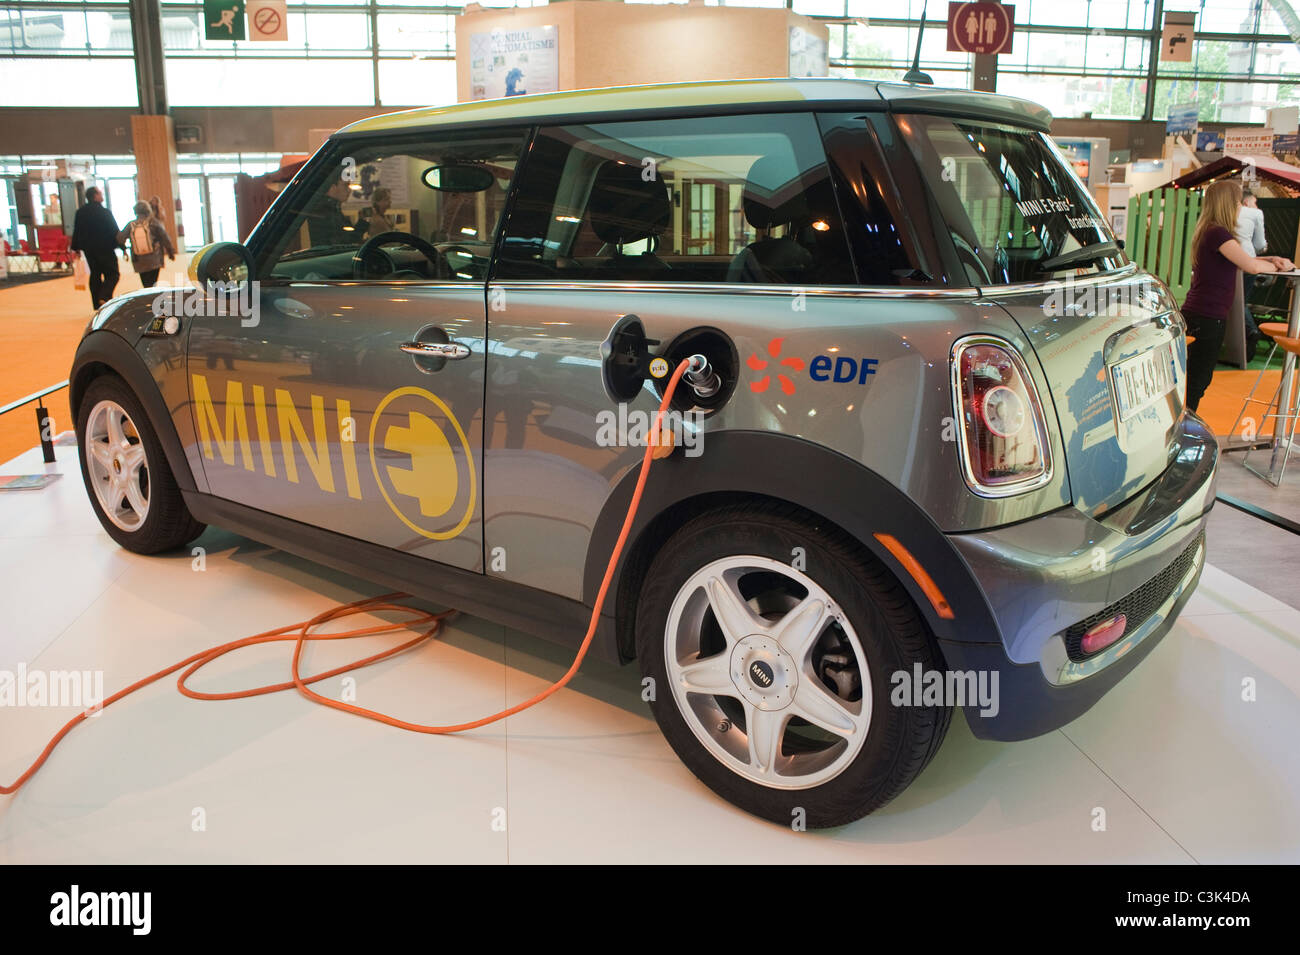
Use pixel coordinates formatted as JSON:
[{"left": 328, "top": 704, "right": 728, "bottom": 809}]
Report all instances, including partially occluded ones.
[{"left": 1, "top": 358, "right": 690, "bottom": 796}]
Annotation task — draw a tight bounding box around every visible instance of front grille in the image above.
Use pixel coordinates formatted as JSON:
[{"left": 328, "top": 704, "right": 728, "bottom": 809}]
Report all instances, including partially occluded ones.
[{"left": 1064, "top": 532, "right": 1204, "bottom": 661}]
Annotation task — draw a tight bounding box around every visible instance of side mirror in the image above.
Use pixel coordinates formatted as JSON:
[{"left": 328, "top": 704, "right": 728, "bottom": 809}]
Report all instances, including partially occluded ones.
[{"left": 189, "top": 242, "right": 254, "bottom": 290}]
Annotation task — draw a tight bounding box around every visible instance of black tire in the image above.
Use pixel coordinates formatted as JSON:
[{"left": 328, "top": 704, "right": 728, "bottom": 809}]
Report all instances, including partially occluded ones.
[
  {"left": 76, "top": 373, "right": 206, "bottom": 554},
  {"left": 636, "top": 501, "right": 951, "bottom": 828}
]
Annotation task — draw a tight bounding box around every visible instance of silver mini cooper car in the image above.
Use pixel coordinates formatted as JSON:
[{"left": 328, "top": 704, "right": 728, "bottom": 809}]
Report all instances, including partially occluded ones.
[{"left": 71, "top": 79, "right": 1217, "bottom": 827}]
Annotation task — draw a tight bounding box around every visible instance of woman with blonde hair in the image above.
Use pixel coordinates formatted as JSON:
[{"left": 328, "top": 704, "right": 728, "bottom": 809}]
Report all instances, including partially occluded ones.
[
  {"left": 1181, "top": 178, "right": 1294, "bottom": 411},
  {"left": 366, "top": 186, "right": 394, "bottom": 237}
]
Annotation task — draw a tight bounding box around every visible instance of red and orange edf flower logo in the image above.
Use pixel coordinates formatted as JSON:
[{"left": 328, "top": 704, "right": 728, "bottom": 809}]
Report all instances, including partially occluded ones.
[{"left": 748, "top": 337, "right": 805, "bottom": 395}]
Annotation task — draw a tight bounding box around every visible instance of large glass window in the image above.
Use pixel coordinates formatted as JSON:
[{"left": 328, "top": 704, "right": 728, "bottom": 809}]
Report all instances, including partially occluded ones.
[
  {"left": 256, "top": 129, "right": 527, "bottom": 282},
  {"left": 497, "top": 112, "right": 858, "bottom": 285},
  {"left": 0, "top": 4, "right": 133, "bottom": 53},
  {"left": 899, "top": 114, "right": 1123, "bottom": 285},
  {"left": 4, "top": 0, "right": 1299, "bottom": 119},
  {"left": 0, "top": 53, "right": 136, "bottom": 105},
  {"left": 0, "top": 1, "right": 137, "bottom": 105}
]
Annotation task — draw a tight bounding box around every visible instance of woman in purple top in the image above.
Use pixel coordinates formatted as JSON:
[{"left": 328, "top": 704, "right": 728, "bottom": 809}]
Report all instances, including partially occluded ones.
[{"left": 1182, "top": 179, "right": 1294, "bottom": 411}]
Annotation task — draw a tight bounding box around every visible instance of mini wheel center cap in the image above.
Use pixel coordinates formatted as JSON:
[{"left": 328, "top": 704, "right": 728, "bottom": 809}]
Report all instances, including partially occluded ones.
[{"left": 730, "top": 635, "right": 797, "bottom": 711}]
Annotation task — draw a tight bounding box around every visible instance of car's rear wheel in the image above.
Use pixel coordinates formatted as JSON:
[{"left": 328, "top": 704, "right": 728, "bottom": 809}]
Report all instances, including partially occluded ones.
[
  {"left": 77, "top": 374, "right": 205, "bottom": 553},
  {"left": 635, "top": 502, "right": 951, "bottom": 828}
]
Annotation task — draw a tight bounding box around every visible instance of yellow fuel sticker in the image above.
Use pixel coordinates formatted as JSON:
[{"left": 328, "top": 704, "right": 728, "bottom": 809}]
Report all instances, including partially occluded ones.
[{"left": 368, "top": 386, "right": 476, "bottom": 541}]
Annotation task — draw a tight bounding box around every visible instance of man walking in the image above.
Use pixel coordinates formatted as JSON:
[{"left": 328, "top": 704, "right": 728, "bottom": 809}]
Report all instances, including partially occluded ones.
[{"left": 70, "top": 187, "right": 124, "bottom": 309}]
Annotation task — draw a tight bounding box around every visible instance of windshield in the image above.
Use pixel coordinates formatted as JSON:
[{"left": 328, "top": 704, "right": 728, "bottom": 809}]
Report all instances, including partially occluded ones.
[{"left": 897, "top": 114, "right": 1125, "bottom": 285}]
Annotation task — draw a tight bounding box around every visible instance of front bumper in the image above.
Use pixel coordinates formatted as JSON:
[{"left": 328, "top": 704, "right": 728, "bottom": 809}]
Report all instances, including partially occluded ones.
[{"left": 941, "top": 412, "right": 1218, "bottom": 741}]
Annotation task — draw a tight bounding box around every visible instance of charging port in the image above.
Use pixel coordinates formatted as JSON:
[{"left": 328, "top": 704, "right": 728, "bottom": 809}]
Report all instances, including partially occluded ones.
[{"left": 656, "top": 327, "right": 738, "bottom": 413}]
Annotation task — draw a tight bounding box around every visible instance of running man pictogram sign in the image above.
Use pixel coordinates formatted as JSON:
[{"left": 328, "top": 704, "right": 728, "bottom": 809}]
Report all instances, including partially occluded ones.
[
  {"left": 946, "top": 2, "right": 1015, "bottom": 55},
  {"left": 248, "top": 0, "right": 288, "bottom": 41}
]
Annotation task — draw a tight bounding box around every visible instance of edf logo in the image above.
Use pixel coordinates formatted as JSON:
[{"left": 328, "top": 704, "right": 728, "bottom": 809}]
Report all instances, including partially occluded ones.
[
  {"left": 749, "top": 338, "right": 879, "bottom": 394},
  {"left": 809, "top": 355, "right": 879, "bottom": 384}
]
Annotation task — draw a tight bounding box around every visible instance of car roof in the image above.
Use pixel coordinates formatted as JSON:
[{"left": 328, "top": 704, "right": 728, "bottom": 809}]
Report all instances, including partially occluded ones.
[{"left": 335, "top": 78, "right": 1053, "bottom": 138}]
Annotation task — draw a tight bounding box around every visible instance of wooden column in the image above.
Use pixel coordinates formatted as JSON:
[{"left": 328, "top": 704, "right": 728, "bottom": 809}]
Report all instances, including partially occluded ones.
[{"left": 130, "top": 114, "right": 183, "bottom": 251}]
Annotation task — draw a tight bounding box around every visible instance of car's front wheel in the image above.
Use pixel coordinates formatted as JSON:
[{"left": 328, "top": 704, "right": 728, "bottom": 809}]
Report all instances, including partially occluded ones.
[
  {"left": 636, "top": 502, "right": 951, "bottom": 828},
  {"left": 77, "top": 374, "right": 206, "bottom": 553}
]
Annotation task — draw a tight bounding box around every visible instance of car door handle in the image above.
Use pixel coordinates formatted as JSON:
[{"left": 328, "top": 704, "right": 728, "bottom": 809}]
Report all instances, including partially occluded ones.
[{"left": 399, "top": 341, "right": 471, "bottom": 360}]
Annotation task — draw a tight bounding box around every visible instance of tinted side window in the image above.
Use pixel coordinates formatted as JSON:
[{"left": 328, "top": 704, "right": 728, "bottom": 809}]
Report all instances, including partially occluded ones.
[
  {"left": 496, "top": 112, "right": 857, "bottom": 285},
  {"left": 817, "top": 112, "right": 936, "bottom": 286},
  {"left": 255, "top": 129, "right": 527, "bottom": 283}
]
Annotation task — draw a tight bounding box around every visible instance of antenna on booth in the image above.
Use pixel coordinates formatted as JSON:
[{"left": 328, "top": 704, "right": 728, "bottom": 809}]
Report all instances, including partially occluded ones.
[{"left": 903, "top": 1, "right": 934, "bottom": 85}]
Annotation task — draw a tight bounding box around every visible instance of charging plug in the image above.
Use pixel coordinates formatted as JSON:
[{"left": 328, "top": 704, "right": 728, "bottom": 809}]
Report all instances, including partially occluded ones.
[{"left": 683, "top": 354, "right": 722, "bottom": 399}]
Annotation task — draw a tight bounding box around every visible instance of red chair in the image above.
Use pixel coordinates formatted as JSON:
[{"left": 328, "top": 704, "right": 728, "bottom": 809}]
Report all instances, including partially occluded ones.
[{"left": 34, "top": 225, "right": 77, "bottom": 269}]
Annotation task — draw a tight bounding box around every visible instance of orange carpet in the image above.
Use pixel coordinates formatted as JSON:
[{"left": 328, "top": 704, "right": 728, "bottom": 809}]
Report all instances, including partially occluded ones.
[
  {"left": 1197, "top": 368, "right": 1289, "bottom": 440},
  {"left": 0, "top": 259, "right": 190, "bottom": 465}
]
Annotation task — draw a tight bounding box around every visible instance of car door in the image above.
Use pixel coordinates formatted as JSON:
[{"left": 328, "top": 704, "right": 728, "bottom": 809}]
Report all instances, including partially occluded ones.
[{"left": 185, "top": 128, "right": 529, "bottom": 571}]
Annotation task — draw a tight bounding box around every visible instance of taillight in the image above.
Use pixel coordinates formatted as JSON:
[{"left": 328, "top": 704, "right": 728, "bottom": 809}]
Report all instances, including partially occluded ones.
[{"left": 951, "top": 336, "right": 1053, "bottom": 496}]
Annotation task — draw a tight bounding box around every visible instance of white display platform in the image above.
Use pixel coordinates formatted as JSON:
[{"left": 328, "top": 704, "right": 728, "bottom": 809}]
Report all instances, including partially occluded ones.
[{"left": 1, "top": 443, "right": 1298, "bottom": 863}]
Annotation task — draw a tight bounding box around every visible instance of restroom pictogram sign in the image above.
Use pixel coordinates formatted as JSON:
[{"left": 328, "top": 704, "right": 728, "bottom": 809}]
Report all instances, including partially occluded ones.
[
  {"left": 248, "top": 0, "right": 287, "bottom": 41},
  {"left": 947, "top": 2, "right": 1015, "bottom": 55}
]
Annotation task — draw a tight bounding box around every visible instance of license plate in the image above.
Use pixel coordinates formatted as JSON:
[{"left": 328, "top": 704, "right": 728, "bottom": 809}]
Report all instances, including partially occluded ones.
[{"left": 1111, "top": 343, "right": 1177, "bottom": 423}]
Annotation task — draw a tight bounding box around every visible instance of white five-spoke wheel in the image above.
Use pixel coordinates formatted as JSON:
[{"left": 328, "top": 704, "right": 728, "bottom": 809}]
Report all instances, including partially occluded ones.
[
  {"left": 636, "top": 503, "right": 952, "bottom": 828},
  {"left": 85, "top": 398, "right": 151, "bottom": 532},
  {"left": 665, "top": 555, "right": 870, "bottom": 789},
  {"left": 76, "top": 374, "right": 205, "bottom": 554}
]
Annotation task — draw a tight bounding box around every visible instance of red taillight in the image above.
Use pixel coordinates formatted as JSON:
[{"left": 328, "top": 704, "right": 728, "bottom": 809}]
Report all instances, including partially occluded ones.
[{"left": 952, "top": 338, "right": 1052, "bottom": 496}]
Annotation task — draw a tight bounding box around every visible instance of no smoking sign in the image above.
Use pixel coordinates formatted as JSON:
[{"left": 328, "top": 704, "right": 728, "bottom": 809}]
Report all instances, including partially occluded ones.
[{"left": 247, "top": 0, "right": 287, "bottom": 41}]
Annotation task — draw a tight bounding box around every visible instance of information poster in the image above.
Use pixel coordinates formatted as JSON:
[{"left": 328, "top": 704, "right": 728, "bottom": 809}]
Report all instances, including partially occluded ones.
[
  {"left": 1224, "top": 127, "right": 1276, "bottom": 155},
  {"left": 469, "top": 26, "right": 559, "bottom": 101},
  {"left": 788, "top": 27, "right": 829, "bottom": 77},
  {"left": 1165, "top": 103, "right": 1199, "bottom": 136},
  {"left": 1054, "top": 138, "right": 1092, "bottom": 182},
  {"left": 353, "top": 157, "right": 410, "bottom": 208},
  {"left": 1196, "top": 131, "right": 1224, "bottom": 151}
]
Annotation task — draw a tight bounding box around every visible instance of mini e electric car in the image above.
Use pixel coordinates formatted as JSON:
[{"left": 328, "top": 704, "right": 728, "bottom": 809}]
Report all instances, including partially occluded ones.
[{"left": 71, "top": 79, "right": 1217, "bottom": 827}]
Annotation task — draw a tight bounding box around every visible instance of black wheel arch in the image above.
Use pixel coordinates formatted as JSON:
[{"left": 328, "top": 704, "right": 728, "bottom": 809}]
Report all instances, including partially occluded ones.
[
  {"left": 70, "top": 329, "right": 198, "bottom": 494},
  {"left": 582, "top": 430, "right": 1001, "bottom": 663}
]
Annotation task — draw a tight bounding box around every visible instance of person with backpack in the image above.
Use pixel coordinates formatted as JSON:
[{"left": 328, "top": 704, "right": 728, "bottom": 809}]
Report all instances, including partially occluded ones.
[{"left": 118, "top": 200, "right": 176, "bottom": 289}]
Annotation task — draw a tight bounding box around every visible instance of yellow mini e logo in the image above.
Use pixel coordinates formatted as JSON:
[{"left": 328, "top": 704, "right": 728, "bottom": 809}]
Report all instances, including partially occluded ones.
[{"left": 368, "top": 386, "right": 476, "bottom": 540}]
